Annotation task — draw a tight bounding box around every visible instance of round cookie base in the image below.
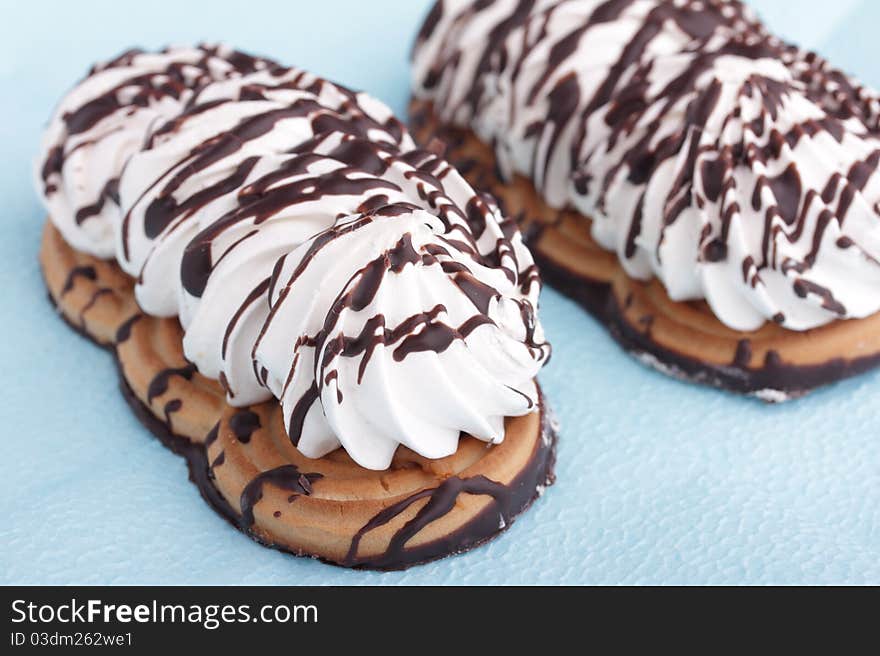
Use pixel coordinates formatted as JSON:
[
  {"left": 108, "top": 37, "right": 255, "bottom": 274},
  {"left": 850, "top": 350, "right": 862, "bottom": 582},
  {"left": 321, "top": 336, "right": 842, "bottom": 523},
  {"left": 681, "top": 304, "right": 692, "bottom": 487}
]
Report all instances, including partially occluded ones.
[
  {"left": 40, "top": 217, "right": 558, "bottom": 570},
  {"left": 116, "top": 371, "right": 556, "bottom": 570},
  {"left": 205, "top": 392, "right": 556, "bottom": 570},
  {"left": 409, "top": 98, "right": 880, "bottom": 400}
]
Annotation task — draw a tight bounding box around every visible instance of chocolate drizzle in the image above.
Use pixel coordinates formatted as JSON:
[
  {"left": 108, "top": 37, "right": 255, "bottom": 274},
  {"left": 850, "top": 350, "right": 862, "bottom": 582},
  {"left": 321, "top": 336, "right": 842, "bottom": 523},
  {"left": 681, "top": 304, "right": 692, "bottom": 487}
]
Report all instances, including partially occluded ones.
[
  {"left": 393, "top": 314, "right": 493, "bottom": 361},
  {"left": 343, "top": 474, "right": 507, "bottom": 567},
  {"left": 74, "top": 178, "right": 120, "bottom": 226},
  {"left": 229, "top": 409, "right": 261, "bottom": 443},
  {"left": 115, "top": 314, "right": 143, "bottom": 344},
  {"left": 176, "top": 138, "right": 407, "bottom": 300},
  {"left": 287, "top": 382, "right": 318, "bottom": 447},
  {"left": 733, "top": 339, "right": 752, "bottom": 368},
  {"left": 147, "top": 363, "right": 196, "bottom": 403},
  {"left": 238, "top": 465, "right": 323, "bottom": 528},
  {"left": 60, "top": 265, "right": 97, "bottom": 296}
]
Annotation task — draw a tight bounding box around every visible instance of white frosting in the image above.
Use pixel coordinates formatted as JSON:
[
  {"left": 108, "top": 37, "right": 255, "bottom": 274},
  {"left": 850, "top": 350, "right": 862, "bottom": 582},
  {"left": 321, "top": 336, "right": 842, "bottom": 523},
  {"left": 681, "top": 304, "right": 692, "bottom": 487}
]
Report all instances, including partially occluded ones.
[
  {"left": 412, "top": 0, "right": 880, "bottom": 331},
  {"left": 35, "top": 45, "right": 271, "bottom": 258},
  {"left": 254, "top": 206, "right": 545, "bottom": 469}
]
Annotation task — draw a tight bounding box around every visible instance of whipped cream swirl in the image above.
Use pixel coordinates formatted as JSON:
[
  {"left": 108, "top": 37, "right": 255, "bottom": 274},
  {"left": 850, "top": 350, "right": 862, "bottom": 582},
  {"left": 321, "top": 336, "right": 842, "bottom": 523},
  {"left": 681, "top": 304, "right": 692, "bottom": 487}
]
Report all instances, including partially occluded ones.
[
  {"left": 37, "top": 48, "right": 549, "bottom": 469},
  {"left": 412, "top": 0, "right": 880, "bottom": 331},
  {"left": 35, "top": 45, "right": 273, "bottom": 257},
  {"left": 255, "top": 202, "right": 546, "bottom": 469}
]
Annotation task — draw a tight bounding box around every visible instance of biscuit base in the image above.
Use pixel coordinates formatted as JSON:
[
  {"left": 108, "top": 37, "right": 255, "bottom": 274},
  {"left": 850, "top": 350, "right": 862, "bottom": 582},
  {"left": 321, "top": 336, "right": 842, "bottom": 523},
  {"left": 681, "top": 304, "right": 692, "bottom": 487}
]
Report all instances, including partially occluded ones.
[
  {"left": 41, "top": 221, "right": 139, "bottom": 346},
  {"left": 40, "top": 219, "right": 557, "bottom": 569},
  {"left": 409, "top": 98, "right": 880, "bottom": 399}
]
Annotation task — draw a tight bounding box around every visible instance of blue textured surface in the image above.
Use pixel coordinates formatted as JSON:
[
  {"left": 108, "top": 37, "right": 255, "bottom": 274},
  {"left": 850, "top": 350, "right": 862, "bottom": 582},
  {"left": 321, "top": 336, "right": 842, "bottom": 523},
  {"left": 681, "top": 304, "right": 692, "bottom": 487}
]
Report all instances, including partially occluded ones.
[{"left": 2, "top": 0, "right": 880, "bottom": 585}]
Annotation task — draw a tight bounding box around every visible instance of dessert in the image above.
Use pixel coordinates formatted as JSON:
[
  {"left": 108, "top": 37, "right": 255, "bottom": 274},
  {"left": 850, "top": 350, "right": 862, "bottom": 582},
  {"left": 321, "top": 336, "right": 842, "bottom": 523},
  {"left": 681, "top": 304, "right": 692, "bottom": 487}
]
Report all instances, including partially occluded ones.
[
  {"left": 38, "top": 45, "right": 556, "bottom": 568},
  {"left": 410, "top": 0, "right": 880, "bottom": 399}
]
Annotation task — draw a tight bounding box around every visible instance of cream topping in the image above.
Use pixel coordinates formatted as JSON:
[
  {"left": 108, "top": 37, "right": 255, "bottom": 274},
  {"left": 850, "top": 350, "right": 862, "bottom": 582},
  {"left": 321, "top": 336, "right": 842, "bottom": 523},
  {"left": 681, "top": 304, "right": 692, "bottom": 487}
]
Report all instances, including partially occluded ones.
[
  {"left": 412, "top": 0, "right": 880, "bottom": 330},
  {"left": 35, "top": 44, "right": 273, "bottom": 257}
]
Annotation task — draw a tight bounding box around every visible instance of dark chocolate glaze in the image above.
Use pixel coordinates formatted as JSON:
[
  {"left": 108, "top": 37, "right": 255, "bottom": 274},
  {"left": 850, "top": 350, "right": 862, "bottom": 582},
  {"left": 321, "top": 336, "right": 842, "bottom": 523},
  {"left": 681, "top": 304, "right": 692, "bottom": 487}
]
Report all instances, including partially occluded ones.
[
  {"left": 146, "top": 363, "right": 196, "bottom": 404},
  {"left": 221, "top": 278, "right": 270, "bottom": 360},
  {"left": 115, "top": 313, "right": 144, "bottom": 344},
  {"left": 117, "top": 372, "right": 243, "bottom": 529},
  {"left": 60, "top": 265, "right": 97, "bottom": 296},
  {"left": 80, "top": 288, "right": 114, "bottom": 320},
  {"left": 238, "top": 464, "right": 323, "bottom": 528},
  {"left": 535, "top": 243, "right": 880, "bottom": 397},
  {"left": 228, "top": 408, "right": 261, "bottom": 443},
  {"left": 163, "top": 398, "right": 183, "bottom": 427},
  {"left": 343, "top": 474, "right": 507, "bottom": 568},
  {"left": 733, "top": 339, "right": 752, "bottom": 368}
]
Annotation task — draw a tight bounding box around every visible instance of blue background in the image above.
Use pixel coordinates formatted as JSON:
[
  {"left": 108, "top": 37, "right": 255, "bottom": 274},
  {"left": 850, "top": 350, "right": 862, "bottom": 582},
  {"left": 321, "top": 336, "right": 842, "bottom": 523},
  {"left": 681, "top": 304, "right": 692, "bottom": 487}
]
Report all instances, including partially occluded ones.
[{"left": 2, "top": 0, "right": 879, "bottom": 585}]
